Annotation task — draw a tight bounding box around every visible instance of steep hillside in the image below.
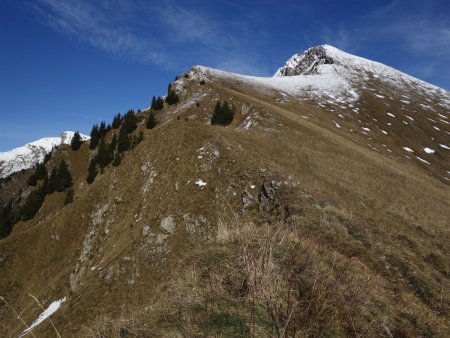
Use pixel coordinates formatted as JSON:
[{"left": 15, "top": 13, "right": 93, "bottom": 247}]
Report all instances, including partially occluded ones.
[{"left": 0, "top": 45, "right": 449, "bottom": 337}]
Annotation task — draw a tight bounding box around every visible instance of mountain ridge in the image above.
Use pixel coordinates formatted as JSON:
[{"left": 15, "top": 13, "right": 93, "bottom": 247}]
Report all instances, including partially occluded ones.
[
  {"left": 0, "top": 45, "right": 449, "bottom": 336},
  {"left": 0, "top": 131, "right": 89, "bottom": 179}
]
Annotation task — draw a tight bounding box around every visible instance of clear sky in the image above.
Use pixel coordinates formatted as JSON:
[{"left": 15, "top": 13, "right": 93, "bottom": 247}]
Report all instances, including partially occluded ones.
[{"left": 1, "top": 0, "right": 449, "bottom": 151}]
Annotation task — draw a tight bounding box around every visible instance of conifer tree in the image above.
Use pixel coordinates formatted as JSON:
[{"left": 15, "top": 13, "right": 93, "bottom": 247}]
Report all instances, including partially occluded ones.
[
  {"left": 106, "top": 124, "right": 112, "bottom": 132},
  {"left": 122, "top": 110, "right": 137, "bottom": 133},
  {"left": 0, "top": 198, "right": 20, "bottom": 238},
  {"left": 21, "top": 187, "right": 45, "bottom": 221},
  {"left": 152, "top": 97, "right": 164, "bottom": 110},
  {"left": 99, "top": 121, "right": 107, "bottom": 138},
  {"left": 35, "top": 163, "right": 47, "bottom": 180},
  {"left": 151, "top": 96, "right": 157, "bottom": 110},
  {"left": 86, "top": 158, "right": 98, "bottom": 184},
  {"left": 54, "top": 160, "right": 73, "bottom": 192},
  {"left": 112, "top": 113, "right": 122, "bottom": 129},
  {"left": 117, "top": 126, "right": 130, "bottom": 153},
  {"left": 146, "top": 111, "right": 157, "bottom": 129},
  {"left": 165, "top": 84, "right": 180, "bottom": 105},
  {"left": 27, "top": 173, "right": 37, "bottom": 186},
  {"left": 96, "top": 139, "right": 113, "bottom": 169},
  {"left": 71, "top": 131, "right": 83, "bottom": 150},
  {"left": 42, "top": 175, "right": 53, "bottom": 195},
  {"left": 89, "top": 124, "right": 100, "bottom": 149},
  {"left": 211, "top": 100, "right": 235, "bottom": 126}
]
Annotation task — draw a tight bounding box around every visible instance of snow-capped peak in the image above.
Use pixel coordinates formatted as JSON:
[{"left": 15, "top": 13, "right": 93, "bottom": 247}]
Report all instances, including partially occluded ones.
[
  {"left": 0, "top": 131, "right": 89, "bottom": 178},
  {"left": 274, "top": 45, "right": 335, "bottom": 76}
]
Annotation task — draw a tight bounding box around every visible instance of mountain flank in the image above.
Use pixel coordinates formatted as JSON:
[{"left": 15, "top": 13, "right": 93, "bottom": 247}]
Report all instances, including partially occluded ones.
[{"left": 0, "top": 45, "right": 449, "bottom": 337}]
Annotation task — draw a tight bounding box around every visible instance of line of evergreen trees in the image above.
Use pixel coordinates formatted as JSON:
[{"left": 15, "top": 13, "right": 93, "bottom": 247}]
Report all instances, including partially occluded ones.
[
  {"left": 22, "top": 159, "right": 73, "bottom": 221},
  {"left": 211, "top": 100, "right": 235, "bottom": 126},
  {"left": 151, "top": 96, "right": 165, "bottom": 110},
  {"left": 86, "top": 109, "right": 143, "bottom": 184},
  {"left": 1, "top": 159, "right": 74, "bottom": 237}
]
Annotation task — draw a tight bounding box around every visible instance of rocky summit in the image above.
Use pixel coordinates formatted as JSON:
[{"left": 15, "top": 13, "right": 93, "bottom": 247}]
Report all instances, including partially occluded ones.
[{"left": 0, "top": 45, "right": 449, "bottom": 337}]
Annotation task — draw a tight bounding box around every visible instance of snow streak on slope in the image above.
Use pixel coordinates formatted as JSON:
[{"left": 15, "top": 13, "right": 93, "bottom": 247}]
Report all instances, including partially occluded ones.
[
  {"left": 19, "top": 297, "right": 66, "bottom": 337},
  {"left": 0, "top": 132, "right": 89, "bottom": 178}
]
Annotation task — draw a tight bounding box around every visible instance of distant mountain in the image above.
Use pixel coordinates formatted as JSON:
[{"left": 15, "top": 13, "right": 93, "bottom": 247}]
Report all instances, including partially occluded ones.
[
  {"left": 0, "top": 131, "right": 89, "bottom": 178},
  {"left": 184, "top": 44, "right": 450, "bottom": 182}
]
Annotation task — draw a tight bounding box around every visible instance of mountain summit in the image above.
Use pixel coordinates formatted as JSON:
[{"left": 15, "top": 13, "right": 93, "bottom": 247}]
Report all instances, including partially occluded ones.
[{"left": 0, "top": 46, "right": 449, "bottom": 337}]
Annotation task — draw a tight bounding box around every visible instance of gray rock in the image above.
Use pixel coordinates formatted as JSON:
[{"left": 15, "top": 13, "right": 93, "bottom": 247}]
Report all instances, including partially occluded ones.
[{"left": 160, "top": 215, "right": 176, "bottom": 234}]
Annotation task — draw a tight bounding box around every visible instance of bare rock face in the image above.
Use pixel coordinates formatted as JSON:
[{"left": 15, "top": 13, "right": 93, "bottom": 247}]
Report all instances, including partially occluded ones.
[
  {"left": 275, "top": 45, "right": 334, "bottom": 76},
  {"left": 160, "top": 215, "right": 176, "bottom": 234}
]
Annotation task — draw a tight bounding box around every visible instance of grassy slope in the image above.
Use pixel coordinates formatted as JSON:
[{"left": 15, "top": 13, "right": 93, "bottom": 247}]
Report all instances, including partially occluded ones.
[{"left": 0, "top": 77, "right": 448, "bottom": 337}]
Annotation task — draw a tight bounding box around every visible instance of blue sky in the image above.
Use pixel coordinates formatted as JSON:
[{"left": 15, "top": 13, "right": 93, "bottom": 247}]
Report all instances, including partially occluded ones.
[{"left": 1, "top": 0, "right": 449, "bottom": 151}]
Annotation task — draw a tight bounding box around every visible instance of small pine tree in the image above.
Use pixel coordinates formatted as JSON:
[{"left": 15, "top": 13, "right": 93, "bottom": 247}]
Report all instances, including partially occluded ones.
[
  {"left": 153, "top": 97, "right": 164, "bottom": 110},
  {"left": 64, "top": 189, "right": 74, "bottom": 205},
  {"left": 96, "top": 139, "right": 113, "bottom": 169},
  {"left": 86, "top": 158, "right": 98, "bottom": 184},
  {"left": 122, "top": 110, "right": 137, "bottom": 134},
  {"left": 211, "top": 100, "right": 235, "bottom": 126},
  {"left": 150, "top": 96, "right": 157, "bottom": 110},
  {"left": 35, "top": 163, "right": 47, "bottom": 180},
  {"left": 70, "top": 132, "right": 83, "bottom": 150},
  {"left": 0, "top": 198, "right": 20, "bottom": 238},
  {"left": 165, "top": 84, "right": 178, "bottom": 105},
  {"left": 48, "top": 167, "right": 57, "bottom": 193},
  {"left": 117, "top": 126, "right": 130, "bottom": 153},
  {"left": 112, "top": 113, "right": 122, "bottom": 129},
  {"left": 42, "top": 175, "right": 53, "bottom": 195},
  {"left": 21, "top": 187, "right": 45, "bottom": 221},
  {"left": 54, "top": 160, "right": 73, "bottom": 192},
  {"left": 89, "top": 124, "right": 100, "bottom": 149},
  {"left": 146, "top": 111, "right": 157, "bottom": 129},
  {"left": 27, "top": 173, "right": 37, "bottom": 187},
  {"left": 99, "top": 121, "right": 107, "bottom": 138}
]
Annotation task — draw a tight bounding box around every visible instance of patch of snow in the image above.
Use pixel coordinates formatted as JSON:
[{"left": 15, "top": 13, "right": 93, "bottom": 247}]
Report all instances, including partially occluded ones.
[
  {"left": 433, "top": 126, "right": 440, "bottom": 131},
  {"left": 333, "top": 121, "right": 341, "bottom": 128},
  {"left": 19, "top": 297, "right": 66, "bottom": 337},
  {"left": 195, "top": 179, "right": 207, "bottom": 187},
  {"left": 439, "top": 144, "right": 449, "bottom": 150},
  {"left": 381, "top": 130, "right": 388, "bottom": 135},
  {"left": 362, "top": 127, "right": 371, "bottom": 132},
  {"left": 374, "top": 93, "right": 385, "bottom": 98},
  {"left": 423, "top": 147, "right": 435, "bottom": 154},
  {"left": 416, "top": 156, "right": 431, "bottom": 165},
  {"left": 402, "top": 147, "right": 414, "bottom": 153},
  {"left": 387, "top": 113, "right": 396, "bottom": 118},
  {"left": 405, "top": 115, "right": 414, "bottom": 121}
]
